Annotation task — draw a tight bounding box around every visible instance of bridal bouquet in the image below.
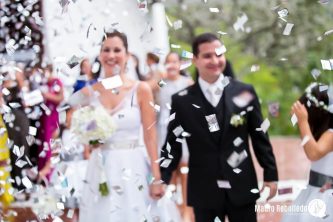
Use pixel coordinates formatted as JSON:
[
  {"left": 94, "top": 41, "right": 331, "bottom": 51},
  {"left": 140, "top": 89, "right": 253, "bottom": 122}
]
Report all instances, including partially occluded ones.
[
  {"left": 71, "top": 105, "right": 116, "bottom": 197},
  {"left": 71, "top": 105, "right": 117, "bottom": 145}
]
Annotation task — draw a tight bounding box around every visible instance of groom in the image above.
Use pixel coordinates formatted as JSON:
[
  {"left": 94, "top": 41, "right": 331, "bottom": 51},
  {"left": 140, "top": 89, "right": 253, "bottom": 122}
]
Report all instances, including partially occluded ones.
[{"left": 160, "top": 33, "right": 278, "bottom": 222}]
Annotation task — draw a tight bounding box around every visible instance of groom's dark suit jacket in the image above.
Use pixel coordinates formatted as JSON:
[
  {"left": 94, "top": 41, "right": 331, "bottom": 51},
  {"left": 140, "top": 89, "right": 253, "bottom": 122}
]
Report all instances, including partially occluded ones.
[{"left": 161, "top": 78, "right": 278, "bottom": 209}]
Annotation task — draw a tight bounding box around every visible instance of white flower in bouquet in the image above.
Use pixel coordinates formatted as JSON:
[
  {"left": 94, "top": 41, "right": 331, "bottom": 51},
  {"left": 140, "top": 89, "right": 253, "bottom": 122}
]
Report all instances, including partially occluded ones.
[{"left": 71, "top": 105, "right": 117, "bottom": 145}]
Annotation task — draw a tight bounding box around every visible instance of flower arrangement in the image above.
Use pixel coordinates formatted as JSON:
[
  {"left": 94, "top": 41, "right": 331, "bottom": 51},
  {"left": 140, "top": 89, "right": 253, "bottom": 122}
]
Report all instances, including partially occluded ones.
[
  {"left": 71, "top": 105, "right": 117, "bottom": 145},
  {"left": 230, "top": 114, "right": 245, "bottom": 127},
  {"left": 71, "top": 105, "right": 116, "bottom": 197}
]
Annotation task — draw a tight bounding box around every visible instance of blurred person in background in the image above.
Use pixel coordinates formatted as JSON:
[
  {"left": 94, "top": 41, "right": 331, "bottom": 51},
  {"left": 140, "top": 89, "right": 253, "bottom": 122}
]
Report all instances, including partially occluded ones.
[
  {"left": 0, "top": 96, "right": 14, "bottom": 207},
  {"left": 1, "top": 62, "right": 31, "bottom": 191},
  {"left": 73, "top": 58, "right": 97, "bottom": 93},
  {"left": 157, "top": 52, "right": 194, "bottom": 221},
  {"left": 37, "top": 64, "right": 64, "bottom": 182}
]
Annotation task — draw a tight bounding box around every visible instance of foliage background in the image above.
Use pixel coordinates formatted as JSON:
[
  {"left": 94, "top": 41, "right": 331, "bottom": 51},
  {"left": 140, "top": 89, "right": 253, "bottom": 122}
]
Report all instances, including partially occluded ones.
[{"left": 160, "top": 0, "right": 333, "bottom": 135}]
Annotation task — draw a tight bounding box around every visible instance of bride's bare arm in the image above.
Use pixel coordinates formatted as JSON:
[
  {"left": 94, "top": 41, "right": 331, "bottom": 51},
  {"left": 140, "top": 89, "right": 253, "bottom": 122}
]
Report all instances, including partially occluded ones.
[
  {"left": 292, "top": 101, "right": 333, "bottom": 161},
  {"left": 137, "top": 82, "right": 161, "bottom": 180}
]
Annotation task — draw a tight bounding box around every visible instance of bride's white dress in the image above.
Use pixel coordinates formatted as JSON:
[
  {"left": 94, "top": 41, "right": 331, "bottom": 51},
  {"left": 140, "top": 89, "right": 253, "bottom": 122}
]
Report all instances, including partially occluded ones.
[
  {"left": 79, "top": 83, "right": 181, "bottom": 222},
  {"left": 281, "top": 149, "right": 333, "bottom": 222}
]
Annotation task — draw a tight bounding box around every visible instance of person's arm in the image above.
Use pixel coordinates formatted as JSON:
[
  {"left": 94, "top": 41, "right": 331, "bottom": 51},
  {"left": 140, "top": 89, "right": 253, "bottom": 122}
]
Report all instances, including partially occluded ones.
[
  {"left": 137, "top": 81, "right": 164, "bottom": 199},
  {"left": 247, "top": 85, "right": 278, "bottom": 200},
  {"left": 160, "top": 94, "right": 183, "bottom": 184},
  {"left": 292, "top": 101, "right": 333, "bottom": 161}
]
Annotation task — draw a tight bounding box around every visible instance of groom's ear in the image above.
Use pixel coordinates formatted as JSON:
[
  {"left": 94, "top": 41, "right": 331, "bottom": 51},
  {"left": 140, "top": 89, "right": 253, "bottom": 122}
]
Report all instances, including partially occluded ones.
[{"left": 192, "top": 56, "right": 197, "bottom": 67}]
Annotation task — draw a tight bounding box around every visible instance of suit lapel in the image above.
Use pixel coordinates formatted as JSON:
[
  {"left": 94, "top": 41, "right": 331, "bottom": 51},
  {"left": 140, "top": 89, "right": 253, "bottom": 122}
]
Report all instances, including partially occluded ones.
[{"left": 220, "top": 81, "right": 234, "bottom": 145}]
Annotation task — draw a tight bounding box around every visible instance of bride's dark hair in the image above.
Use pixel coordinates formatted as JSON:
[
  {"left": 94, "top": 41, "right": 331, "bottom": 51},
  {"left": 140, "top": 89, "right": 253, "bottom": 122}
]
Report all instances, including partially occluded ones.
[
  {"left": 101, "top": 31, "right": 128, "bottom": 52},
  {"left": 299, "top": 83, "right": 333, "bottom": 140}
]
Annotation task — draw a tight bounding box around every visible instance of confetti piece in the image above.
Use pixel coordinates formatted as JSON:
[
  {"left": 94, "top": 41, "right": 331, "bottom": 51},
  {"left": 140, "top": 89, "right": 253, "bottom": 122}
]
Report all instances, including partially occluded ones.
[
  {"left": 166, "top": 103, "right": 172, "bottom": 110},
  {"left": 321, "top": 59, "right": 332, "bottom": 70},
  {"left": 233, "top": 137, "right": 243, "bottom": 147},
  {"left": 291, "top": 113, "right": 298, "bottom": 126},
  {"left": 171, "top": 44, "right": 181, "bottom": 48},
  {"left": 180, "top": 60, "right": 192, "bottom": 70},
  {"left": 232, "top": 91, "right": 254, "bottom": 108},
  {"left": 250, "top": 65, "right": 260, "bottom": 72},
  {"left": 178, "top": 90, "right": 188, "bottom": 96},
  {"left": 173, "top": 20, "right": 182, "bottom": 30},
  {"left": 301, "top": 135, "right": 310, "bottom": 146},
  {"left": 209, "top": 8, "right": 219, "bottom": 13},
  {"left": 67, "top": 209, "right": 75, "bottom": 218},
  {"left": 233, "top": 13, "right": 248, "bottom": 32},
  {"left": 256, "top": 118, "right": 270, "bottom": 133},
  {"left": 173, "top": 125, "right": 184, "bottom": 137},
  {"left": 23, "top": 90, "right": 44, "bottom": 106},
  {"left": 155, "top": 157, "right": 165, "bottom": 163},
  {"left": 214, "top": 217, "right": 222, "bottom": 222},
  {"left": 250, "top": 188, "right": 260, "bottom": 193},
  {"left": 15, "top": 160, "right": 27, "bottom": 168},
  {"left": 215, "top": 45, "right": 227, "bottom": 56},
  {"left": 2, "top": 88, "right": 10, "bottom": 96},
  {"left": 319, "top": 85, "right": 329, "bottom": 92},
  {"left": 311, "top": 69, "right": 321, "bottom": 80},
  {"left": 180, "top": 166, "right": 189, "bottom": 174},
  {"left": 233, "top": 168, "right": 242, "bottom": 174},
  {"left": 217, "top": 31, "right": 228, "bottom": 36},
  {"left": 277, "top": 8, "right": 289, "bottom": 18},
  {"left": 192, "top": 104, "right": 201, "bottom": 109},
  {"left": 29, "top": 126, "right": 37, "bottom": 136},
  {"left": 160, "top": 159, "right": 172, "bottom": 168},
  {"left": 158, "top": 80, "right": 167, "bottom": 88},
  {"left": 168, "top": 112, "right": 175, "bottom": 122},
  {"left": 100, "top": 75, "right": 123, "bottom": 90},
  {"left": 217, "top": 180, "right": 231, "bottom": 189},
  {"left": 181, "top": 50, "right": 193, "bottom": 59},
  {"left": 22, "top": 176, "right": 33, "bottom": 189},
  {"left": 205, "top": 114, "right": 220, "bottom": 132},
  {"left": 282, "top": 23, "right": 294, "bottom": 35},
  {"left": 165, "top": 15, "right": 173, "bottom": 27},
  {"left": 227, "top": 150, "right": 248, "bottom": 168}
]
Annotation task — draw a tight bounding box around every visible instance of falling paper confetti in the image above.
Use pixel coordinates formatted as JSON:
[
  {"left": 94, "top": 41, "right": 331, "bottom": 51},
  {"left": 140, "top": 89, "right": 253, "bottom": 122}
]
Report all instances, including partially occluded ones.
[
  {"left": 101, "top": 75, "right": 123, "bottom": 90},
  {"left": 205, "top": 114, "right": 220, "bottom": 132},
  {"left": 209, "top": 8, "right": 220, "bottom": 13},
  {"left": 282, "top": 23, "right": 294, "bottom": 35},
  {"left": 291, "top": 113, "right": 298, "bottom": 126},
  {"left": 160, "top": 159, "right": 172, "bottom": 168},
  {"left": 217, "top": 180, "right": 231, "bottom": 189},
  {"left": 232, "top": 91, "right": 254, "bottom": 108},
  {"left": 233, "top": 13, "right": 248, "bottom": 32},
  {"left": 173, "top": 125, "right": 184, "bottom": 137},
  {"left": 301, "top": 135, "right": 310, "bottom": 146},
  {"left": 256, "top": 118, "right": 270, "bottom": 133},
  {"left": 181, "top": 50, "right": 193, "bottom": 59},
  {"left": 215, "top": 45, "right": 227, "bottom": 56},
  {"left": 227, "top": 150, "right": 248, "bottom": 168},
  {"left": 173, "top": 20, "right": 182, "bottom": 30},
  {"left": 233, "top": 137, "right": 243, "bottom": 147},
  {"left": 321, "top": 59, "right": 333, "bottom": 70}
]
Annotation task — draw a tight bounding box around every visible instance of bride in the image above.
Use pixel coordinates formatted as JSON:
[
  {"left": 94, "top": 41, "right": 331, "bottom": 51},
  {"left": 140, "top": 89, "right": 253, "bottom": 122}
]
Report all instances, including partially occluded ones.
[
  {"left": 282, "top": 82, "right": 333, "bottom": 222},
  {"left": 77, "top": 31, "right": 180, "bottom": 221}
]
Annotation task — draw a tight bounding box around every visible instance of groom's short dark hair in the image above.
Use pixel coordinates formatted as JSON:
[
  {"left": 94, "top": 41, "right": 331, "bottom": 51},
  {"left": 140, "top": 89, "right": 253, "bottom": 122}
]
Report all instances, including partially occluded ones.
[{"left": 192, "top": 33, "right": 219, "bottom": 56}]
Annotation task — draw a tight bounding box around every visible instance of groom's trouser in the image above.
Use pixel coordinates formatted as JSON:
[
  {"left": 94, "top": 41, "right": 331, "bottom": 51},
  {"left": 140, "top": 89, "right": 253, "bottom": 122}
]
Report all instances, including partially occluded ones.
[{"left": 193, "top": 191, "right": 257, "bottom": 222}]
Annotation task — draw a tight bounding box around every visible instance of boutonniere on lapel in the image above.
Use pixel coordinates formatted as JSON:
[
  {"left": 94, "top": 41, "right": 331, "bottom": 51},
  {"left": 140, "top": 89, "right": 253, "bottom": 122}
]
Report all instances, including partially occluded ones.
[{"left": 230, "top": 114, "right": 245, "bottom": 127}]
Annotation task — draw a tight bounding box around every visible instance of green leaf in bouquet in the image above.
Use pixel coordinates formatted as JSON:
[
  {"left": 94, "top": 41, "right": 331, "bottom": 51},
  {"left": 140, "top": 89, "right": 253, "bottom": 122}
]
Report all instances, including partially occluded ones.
[{"left": 99, "top": 182, "right": 109, "bottom": 197}]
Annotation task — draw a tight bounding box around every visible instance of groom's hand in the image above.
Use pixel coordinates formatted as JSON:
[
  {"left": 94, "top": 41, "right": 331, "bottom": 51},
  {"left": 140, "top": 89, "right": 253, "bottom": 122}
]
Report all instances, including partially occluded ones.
[
  {"left": 260, "top": 181, "right": 277, "bottom": 201},
  {"left": 149, "top": 182, "right": 165, "bottom": 200}
]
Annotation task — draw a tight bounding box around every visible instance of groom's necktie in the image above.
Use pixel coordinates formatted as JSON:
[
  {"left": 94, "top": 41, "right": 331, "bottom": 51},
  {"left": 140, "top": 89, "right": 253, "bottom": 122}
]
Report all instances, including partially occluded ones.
[{"left": 207, "top": 86, "right": 222, "bottom": 107}]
